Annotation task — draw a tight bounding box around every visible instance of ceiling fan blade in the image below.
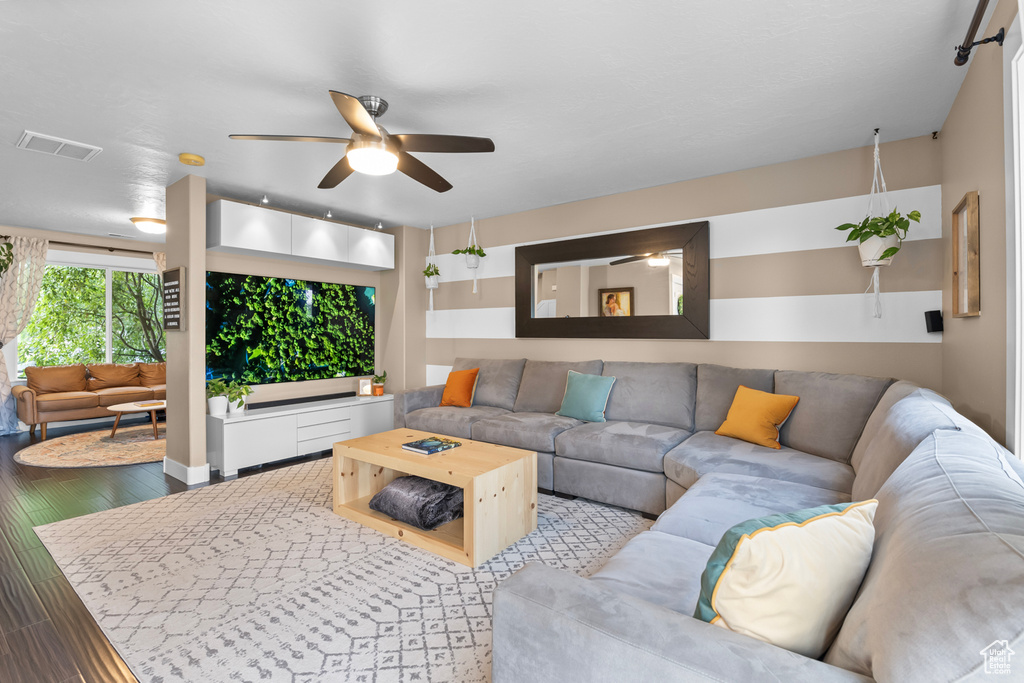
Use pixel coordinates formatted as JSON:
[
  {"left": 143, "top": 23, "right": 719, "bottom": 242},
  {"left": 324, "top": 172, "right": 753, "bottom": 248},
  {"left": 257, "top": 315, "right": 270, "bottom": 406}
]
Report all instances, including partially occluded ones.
[
  {"left": 610, "top": 255, "right": 650, "bottom": 266},
  {"left": 329, "top": 90, "right": 381, "bottom": 139},
  {"left": 393, "top": 134, "right": 495, "bottom": 153},
  {"left": 230, "top": 134, "right": 351, "bottom": 144},
  {"left": 398, "top": 152, "right": 453, "bottom": 193},
  {"left": 318, "top": 157, "right": 355, "bottom": 189}
]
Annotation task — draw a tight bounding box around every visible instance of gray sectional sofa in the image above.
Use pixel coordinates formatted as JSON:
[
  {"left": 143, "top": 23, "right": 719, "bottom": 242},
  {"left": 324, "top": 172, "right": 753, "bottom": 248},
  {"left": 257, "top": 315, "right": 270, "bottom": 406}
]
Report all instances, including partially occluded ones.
[{"left": 395, "top": 359, "right": 1024, "bottom": 681}]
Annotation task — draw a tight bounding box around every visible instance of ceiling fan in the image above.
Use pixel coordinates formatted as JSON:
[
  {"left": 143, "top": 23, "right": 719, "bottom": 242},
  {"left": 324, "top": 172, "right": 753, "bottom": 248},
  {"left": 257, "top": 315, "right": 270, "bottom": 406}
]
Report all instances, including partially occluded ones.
[
  {"left": 230, "top": 91, "right": 495, "bottom": 193},
  {"left": 610, "top": 252, "right": 683, "bottom": 267}
]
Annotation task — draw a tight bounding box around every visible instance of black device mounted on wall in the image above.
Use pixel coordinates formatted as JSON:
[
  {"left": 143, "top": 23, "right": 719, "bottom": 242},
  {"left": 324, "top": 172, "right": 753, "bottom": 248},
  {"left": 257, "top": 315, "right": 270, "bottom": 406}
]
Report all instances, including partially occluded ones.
[{"left": 925, "top": 310, "right": 944, "bottom": 333}]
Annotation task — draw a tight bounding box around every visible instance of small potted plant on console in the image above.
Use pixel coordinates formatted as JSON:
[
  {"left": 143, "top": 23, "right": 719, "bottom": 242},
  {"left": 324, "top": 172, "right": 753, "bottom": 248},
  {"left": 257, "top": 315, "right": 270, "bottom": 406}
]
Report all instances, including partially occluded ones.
[
  {"left": 372, "top": 370, "right": 387, "bottom": 396},
  {"left": 206, "top": 379, "right": 229, "bottom": 417},
  {"left": 226, "top": 380, "right": 254, "bottom": 414}
]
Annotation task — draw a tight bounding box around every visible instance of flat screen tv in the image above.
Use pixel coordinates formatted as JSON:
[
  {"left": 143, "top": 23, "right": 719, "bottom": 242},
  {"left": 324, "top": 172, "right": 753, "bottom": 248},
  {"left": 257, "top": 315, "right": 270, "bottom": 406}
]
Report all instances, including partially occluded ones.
[{"left": 205, "top": 271, "right": 375, "bottom": 384}]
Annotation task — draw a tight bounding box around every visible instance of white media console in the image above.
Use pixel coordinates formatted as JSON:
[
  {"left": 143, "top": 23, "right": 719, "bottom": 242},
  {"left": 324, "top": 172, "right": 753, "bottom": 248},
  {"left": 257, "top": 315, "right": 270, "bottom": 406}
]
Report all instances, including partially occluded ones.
[{"left": 206, "top": 394, "right": 394, "bottom": 477}]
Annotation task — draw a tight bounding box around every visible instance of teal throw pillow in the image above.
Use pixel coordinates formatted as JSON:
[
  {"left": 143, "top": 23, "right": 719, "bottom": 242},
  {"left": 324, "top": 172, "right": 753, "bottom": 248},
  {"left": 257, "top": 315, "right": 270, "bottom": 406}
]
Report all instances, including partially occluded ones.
[{"left": 556, "top": 370, "right": 616, "bottom": 422}]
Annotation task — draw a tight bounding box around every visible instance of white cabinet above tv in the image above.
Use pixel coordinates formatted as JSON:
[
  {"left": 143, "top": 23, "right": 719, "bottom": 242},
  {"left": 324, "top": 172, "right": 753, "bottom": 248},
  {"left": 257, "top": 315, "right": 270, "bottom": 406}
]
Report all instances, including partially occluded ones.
[{"left": 206, "top": 199, "right": 394, "bottom": 271}]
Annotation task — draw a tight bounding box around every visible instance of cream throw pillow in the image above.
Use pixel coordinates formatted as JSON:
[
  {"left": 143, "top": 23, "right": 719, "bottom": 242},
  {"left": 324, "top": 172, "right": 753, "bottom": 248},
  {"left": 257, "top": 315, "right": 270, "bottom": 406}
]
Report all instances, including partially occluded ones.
[{"left": 694, "top": 499, "right": 877, "bottom": 658}]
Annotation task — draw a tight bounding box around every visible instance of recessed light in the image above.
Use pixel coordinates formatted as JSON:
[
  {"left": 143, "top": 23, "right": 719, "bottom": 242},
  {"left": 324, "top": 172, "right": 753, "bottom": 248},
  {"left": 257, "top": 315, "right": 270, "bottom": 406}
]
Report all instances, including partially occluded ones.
[
  {"left": 130, "top": 217, "right": 167, "bottom": 234},
  {"left": 178, "top": 152, "right": 205, "bottom": 166},
  {"left": 261, "top": 195, "right": 270, "bottom": 205}
]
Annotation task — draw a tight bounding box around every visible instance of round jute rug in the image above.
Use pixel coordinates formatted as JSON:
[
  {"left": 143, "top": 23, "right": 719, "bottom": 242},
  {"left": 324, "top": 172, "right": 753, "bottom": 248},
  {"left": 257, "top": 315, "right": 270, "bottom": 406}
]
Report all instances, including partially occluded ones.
[{"left": 14, "top": 423, "right": 166, "bottom": 468}]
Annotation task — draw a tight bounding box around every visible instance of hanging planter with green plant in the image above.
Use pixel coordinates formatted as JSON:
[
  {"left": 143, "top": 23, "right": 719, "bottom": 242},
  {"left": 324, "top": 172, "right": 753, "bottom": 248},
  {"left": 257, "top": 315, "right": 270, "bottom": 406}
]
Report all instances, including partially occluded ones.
[
  {"left": 455, "top": 217, "right": 486, "bottom": 293},
  {"left": 831, "top": 129, "right": 922, "bottom": 318},
  {"left": 835, "top": 207, "right": 921, "bottom": 266},
  {"left": 423, "top": 262, "right": 440, "bottom": 289}
]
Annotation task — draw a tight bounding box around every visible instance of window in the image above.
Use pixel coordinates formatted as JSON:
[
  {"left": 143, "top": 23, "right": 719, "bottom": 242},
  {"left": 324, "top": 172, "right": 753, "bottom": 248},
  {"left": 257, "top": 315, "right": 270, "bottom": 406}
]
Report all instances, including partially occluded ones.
[{"left": 16, "top": 252, "right": 164, "bottom": 376}]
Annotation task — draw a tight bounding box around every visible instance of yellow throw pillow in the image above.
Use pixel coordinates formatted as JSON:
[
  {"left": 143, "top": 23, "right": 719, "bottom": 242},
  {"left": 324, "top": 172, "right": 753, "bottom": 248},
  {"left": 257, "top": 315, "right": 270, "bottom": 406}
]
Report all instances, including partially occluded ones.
[
  {"left": 715, "top": 385, "right": 799, "bottom": 449},
  {"left": 439, "top": 368, "right": 480, "bottom": 408}
]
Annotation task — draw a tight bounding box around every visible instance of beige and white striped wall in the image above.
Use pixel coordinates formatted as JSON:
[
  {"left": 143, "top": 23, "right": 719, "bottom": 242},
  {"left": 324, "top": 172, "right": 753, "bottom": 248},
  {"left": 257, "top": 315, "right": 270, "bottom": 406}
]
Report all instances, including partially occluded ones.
[{"left": 401, "top": 135, "right": 946, "bottom": 395}]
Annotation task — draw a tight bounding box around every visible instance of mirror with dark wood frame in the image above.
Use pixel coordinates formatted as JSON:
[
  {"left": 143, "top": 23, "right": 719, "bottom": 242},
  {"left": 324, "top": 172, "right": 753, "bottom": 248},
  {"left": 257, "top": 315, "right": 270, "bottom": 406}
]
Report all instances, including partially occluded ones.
[{"left": 515, "top": 221, "right": 710, "bottom": 339}]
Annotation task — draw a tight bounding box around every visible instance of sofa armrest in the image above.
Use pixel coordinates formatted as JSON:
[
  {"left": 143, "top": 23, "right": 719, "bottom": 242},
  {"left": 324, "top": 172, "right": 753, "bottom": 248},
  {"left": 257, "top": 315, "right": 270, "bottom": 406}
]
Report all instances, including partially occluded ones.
[
  {"left": 11, "top": 385, "right": 37, "bottom": 424},
  {"left": 493, "top": 563, "right": 873, "bottom": 683},
  {"left": 392, "top": 384, "right": 445, "bottom": 427}
]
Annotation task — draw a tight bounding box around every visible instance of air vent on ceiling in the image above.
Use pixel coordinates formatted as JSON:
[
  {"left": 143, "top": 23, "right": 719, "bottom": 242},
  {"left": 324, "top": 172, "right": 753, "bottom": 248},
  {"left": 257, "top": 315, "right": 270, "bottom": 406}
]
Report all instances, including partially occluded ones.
[
  {"left": 16, "top": 130, "right": 102, "bottom": 162},
  {"left": 107, "top": 232, "right": 135, "bottom": 239}
]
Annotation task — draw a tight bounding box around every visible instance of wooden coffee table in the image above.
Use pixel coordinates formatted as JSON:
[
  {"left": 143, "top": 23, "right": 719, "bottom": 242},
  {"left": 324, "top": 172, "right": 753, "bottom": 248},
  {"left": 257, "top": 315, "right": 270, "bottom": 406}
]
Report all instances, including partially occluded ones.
[
  {"left": 333, "top": 428, "right": 537, "bottom": 567},
  {"left": 108, "top": 400, "right": 166, "bottom": 439}
]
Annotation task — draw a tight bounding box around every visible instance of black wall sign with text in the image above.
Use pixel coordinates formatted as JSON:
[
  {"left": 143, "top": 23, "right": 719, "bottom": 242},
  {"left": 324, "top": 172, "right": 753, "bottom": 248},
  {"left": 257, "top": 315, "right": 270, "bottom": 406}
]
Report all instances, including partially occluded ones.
[{"left": 162, "top": 267, "right": 185, "bottom": 331}]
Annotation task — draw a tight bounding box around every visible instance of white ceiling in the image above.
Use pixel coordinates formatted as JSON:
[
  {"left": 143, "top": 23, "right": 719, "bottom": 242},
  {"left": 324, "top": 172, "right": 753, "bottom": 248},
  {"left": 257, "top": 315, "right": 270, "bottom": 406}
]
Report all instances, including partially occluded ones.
[{"left": 0, "top": 0, "right": 994, "bottom": 242}]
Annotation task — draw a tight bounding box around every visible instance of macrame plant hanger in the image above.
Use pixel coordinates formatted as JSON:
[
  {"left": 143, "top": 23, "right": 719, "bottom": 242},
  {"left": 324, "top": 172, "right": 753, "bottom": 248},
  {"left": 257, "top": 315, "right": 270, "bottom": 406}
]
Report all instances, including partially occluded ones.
[
  {"left": 864, "top": 129, "right": 891, "bottom": 319},
  {"left": 467, "top": 217, "right": 480, "bottom": 294},
  {"left": 427, "top": 224, "right": 437, "bottom": 311}
]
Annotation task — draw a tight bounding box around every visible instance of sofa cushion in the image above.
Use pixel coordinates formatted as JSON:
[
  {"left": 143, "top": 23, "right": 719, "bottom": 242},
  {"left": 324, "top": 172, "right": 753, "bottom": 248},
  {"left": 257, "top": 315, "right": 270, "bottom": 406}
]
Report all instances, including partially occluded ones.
[
  {"left": 775, "top": 370, "right": 891, "bottom": 464},
  {"left": 664, "top": 431, "right": 855, "bottom": 494},
  {"left": 472, "top": 413, "right": 581, "bottom": 453},
  {"left": 653, "top": 472, "right": 850, "bottom": 546},
  {"left": 25, "top": 364, "right": 87, "bottom": 394},
  {"left": 602, "top": 361, "right": 697, "bottom": 431},
  {"left": 406, "top": 405, "right": 509, "bottom": 439},
  {"left": 513, "top": 360, "right": 603, "bottom": 413},
  {"left": 93, "top": 386, "right": 154, "bottom": 406},
  {"left": 556, "top": 371, "right": 616, "bottom": 422},
  {"left": 849, "top": 380, "right": 919, "bottom": 473},
  {"left": 137, "top": 362, "right": 166, "bottom": 386},
  {"left": 34, "top": 391, "right": 100, "bottom": 412},
  {"left": 851, "top": 388, "right": 977, "bottom": 501},
  {"left": 694, "top": 364, "right": 775, "bottom": 433},
  {"left": 554, "top": 421, "right": 691, "bottom": 473},
  {"left": 825, "top": 430, "right": 1024, "bottom": 682},
  {"left": 86, "top": 363, "right": 141, "bottom": 391},
  {"left": 714, "top": 385, "right": 799, "bottom": 450},
  {"left": 452, "top": 358, "right": 526, "bottom": 411},
  {"left": 695, "top": 500, "right": 877, "bottom": 659},
  {"left": 148, "top": 384, "right": 166, "bottom": 400},
  {"left": 589, "top": 531, "right": 714, "bottom": 616}
]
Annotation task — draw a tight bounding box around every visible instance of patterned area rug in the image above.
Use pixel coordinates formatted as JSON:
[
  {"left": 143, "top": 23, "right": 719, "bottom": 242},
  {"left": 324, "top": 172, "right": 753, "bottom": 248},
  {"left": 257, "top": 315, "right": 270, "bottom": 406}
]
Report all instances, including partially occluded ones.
[
  {"left": 35, "top": 459, "right": 651, "bottom": 682},
  {"left": 15, "top": 423, "right": 165, "bottom": 468}
]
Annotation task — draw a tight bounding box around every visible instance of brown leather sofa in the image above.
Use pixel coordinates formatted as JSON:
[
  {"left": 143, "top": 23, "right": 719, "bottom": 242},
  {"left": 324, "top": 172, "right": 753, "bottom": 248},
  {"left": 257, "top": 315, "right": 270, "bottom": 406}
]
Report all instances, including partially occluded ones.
[{"left": 11, "top": 362, "right": 166, "bottom": 439}]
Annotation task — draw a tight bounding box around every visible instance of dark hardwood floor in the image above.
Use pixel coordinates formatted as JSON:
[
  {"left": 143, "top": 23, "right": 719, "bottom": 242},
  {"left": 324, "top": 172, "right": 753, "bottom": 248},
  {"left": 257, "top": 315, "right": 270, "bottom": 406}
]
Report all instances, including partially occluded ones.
[{"left": 0, "top": 416, "right": 329, "bottom": 682}]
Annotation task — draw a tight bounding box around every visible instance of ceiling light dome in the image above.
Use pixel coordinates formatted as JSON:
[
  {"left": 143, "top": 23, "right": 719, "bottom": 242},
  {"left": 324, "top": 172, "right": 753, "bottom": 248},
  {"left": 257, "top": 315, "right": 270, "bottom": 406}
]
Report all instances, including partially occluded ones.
[
  {"left": 346, "top": 139, "right": 398, "bottom": 176},
  {"left": 129, "top": 217, "right": 166, "bottom": 234},
  {"left": 647, "top": 253, "right": 670, "bottom": 267}
]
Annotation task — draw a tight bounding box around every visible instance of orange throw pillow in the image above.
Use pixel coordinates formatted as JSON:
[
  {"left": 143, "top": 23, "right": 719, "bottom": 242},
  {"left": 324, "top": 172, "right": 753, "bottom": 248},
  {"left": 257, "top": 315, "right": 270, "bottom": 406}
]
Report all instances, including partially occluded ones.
[
  {"left": 440, "top": 368, "right": 480, "bottom": 408},
  {"left": 715, "top": 385, "right": 800, "bottom": 450}
]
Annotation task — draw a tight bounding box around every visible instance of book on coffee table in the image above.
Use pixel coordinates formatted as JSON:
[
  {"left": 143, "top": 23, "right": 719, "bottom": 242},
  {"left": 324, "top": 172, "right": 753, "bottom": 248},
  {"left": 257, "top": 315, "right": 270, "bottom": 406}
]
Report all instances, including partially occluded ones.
[{"left": 402, "top": 436, "right": 461, "bottom": 455}]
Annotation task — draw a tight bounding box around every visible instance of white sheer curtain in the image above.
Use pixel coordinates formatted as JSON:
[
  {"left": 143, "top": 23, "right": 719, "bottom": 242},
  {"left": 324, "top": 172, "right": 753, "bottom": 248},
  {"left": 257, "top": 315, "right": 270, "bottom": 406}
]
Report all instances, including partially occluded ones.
[
  {"left": 154, "top": 251, "right": 166, "bottom": 273},
  {"left": 0, "top": 236, "right": 48, "bottom": 434}
]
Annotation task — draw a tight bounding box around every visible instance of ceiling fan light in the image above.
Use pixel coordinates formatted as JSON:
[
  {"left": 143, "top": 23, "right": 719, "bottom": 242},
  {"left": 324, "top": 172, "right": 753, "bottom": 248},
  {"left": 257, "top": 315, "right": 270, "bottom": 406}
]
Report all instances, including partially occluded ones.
[
  {"left": 647, "top": 254, "right": 670, "bottom": 267},
  {"left": 129, "top": 217, "right": 166, "bottom": 234},
  {"left": 347, "top": 140, "right": 398, "bottom": 176}
]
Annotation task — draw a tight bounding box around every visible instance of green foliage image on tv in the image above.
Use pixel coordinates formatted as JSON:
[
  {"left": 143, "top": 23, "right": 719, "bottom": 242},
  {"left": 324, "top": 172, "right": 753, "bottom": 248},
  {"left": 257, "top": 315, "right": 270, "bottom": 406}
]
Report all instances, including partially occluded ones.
[{"left": 205, "top": 271, "right": 375, "bottom": 384}]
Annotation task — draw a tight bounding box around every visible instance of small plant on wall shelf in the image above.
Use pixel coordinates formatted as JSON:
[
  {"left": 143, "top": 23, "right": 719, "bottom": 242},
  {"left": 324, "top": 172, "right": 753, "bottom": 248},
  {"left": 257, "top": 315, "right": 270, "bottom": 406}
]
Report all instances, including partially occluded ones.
[{"left": 835, "top": 207, "right": 921, "bottom": 266}]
